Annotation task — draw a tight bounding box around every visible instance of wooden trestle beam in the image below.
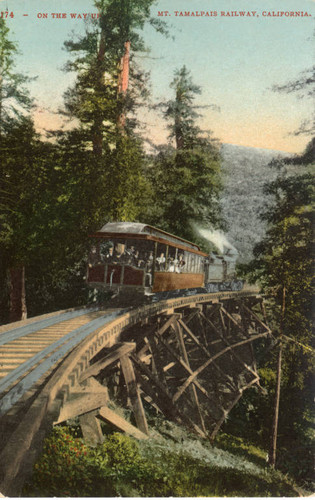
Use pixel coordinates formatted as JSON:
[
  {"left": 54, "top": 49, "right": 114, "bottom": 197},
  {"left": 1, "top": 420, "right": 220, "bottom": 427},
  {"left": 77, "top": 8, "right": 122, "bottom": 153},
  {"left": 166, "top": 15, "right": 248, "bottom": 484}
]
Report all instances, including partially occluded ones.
[{"left": 55, "top": 296, "right": 270, "bottom": 441}]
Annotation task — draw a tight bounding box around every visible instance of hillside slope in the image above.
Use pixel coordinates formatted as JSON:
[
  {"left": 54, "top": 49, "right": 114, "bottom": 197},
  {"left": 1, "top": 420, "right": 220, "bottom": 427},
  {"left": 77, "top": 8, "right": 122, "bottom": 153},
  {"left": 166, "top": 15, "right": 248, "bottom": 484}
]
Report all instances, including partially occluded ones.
[
  {"left": 23, "top": 419, "right": 304, "bottom": 497},
  {"left": 220, "top": 143, "right": 288, "bottom": 262}
]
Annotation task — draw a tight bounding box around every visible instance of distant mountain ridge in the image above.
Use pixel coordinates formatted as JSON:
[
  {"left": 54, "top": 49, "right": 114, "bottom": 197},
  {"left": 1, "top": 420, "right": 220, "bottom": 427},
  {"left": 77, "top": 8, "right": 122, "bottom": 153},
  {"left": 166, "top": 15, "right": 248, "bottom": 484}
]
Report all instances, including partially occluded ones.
[{"left": 220, "top": 143, "right": 289, "bottom": 262}]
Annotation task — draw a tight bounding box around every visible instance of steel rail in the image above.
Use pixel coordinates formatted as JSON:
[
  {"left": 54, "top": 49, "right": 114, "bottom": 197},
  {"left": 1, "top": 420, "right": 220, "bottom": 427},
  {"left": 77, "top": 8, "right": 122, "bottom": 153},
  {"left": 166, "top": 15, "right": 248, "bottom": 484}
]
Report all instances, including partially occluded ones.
[
  {"left": 0, "top": 309, "right": 129, "bottom": 416},
  {"left": 0, "top": 289, "right": 262, "bottom": 496},
  {"left": 0, "top": 290, "right": 258, "bottom": 395}
]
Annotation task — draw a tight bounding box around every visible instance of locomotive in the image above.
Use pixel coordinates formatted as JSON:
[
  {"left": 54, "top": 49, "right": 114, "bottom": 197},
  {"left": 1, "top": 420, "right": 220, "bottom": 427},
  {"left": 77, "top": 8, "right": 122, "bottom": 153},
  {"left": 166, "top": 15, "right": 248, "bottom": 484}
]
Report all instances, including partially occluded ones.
[{"left": 87, "top": 222, "right": 243, "bottom": 303}]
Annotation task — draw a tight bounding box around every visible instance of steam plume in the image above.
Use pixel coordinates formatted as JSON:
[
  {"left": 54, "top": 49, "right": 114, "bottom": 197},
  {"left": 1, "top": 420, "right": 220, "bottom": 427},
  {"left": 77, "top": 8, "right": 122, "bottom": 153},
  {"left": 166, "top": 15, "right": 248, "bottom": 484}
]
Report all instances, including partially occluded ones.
[{"left": 195, "top": 225, "right": 238, "bottom": 255}]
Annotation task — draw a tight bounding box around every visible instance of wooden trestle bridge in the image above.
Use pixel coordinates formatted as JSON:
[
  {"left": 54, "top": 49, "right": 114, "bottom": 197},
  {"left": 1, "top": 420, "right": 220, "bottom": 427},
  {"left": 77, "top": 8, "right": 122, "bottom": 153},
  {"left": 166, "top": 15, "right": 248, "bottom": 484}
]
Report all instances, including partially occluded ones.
[{"left": 0, "top": 289, "right": 271, "bottom": 496}]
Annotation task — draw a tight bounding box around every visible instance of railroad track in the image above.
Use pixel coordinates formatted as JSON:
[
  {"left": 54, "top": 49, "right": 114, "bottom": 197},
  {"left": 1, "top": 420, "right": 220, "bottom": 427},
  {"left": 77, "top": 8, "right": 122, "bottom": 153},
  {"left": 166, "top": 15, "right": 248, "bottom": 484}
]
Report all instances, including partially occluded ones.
[
  {"left": 0, "top": 288, "right": 262, "bottom": 496},
  {"left": 0, "top": 306, "right": 129, "bottom": 417},
  {"left": 0, "top": 286, "right": 259, "bottom": 416}
]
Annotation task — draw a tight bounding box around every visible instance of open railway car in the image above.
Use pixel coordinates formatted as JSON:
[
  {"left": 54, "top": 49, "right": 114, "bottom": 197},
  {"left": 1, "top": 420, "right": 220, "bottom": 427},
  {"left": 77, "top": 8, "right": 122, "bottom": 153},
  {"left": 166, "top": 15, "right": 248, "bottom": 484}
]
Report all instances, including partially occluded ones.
[{"left": 87, "top": 222, "right": 243, "bottom": 302}]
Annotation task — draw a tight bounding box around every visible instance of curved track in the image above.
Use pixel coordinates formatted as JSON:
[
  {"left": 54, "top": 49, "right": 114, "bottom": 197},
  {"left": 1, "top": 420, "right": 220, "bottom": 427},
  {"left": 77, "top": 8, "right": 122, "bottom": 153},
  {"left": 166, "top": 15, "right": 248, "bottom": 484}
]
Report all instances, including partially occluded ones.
[
  {"left": 0, "top": 307, "right": 130, "bottom": 416},
  {"left": 0, "top": 288, "right": 263, "bottom": 496}
]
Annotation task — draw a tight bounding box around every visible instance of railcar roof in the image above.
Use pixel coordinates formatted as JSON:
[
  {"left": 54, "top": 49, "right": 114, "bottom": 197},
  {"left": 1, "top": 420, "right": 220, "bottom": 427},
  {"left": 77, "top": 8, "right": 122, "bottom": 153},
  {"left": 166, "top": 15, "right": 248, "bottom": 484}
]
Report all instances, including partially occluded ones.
[
  {"left": 96, "top": 222, "right": 202, "bottom": 252},
  {"left": 100, "top": 222, "right": 149, "bottom": 234}
]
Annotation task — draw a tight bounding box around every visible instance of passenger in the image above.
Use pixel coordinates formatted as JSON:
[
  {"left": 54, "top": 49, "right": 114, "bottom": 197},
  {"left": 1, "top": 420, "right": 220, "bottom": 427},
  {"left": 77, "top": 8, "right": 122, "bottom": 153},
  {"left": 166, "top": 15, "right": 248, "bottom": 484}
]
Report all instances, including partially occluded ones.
[
  {"left": 88, "top": 246, "right": 100, "bottom": 267},
  {"left": 126, "top": 245, "right": 135, "bottom": 257},
  {"left": 132, "top": 250, "right": 144, "bottom": 268},
  {"left": 176, "top": 254, "right": 186, "bottom": 273},
  {"left": 146, "top": 252, "right": 153, "bottom": 271},
  {"left": 141, "top": 252, "right": 152, "bottom": 286},
  {"left": 168, "top": 257, "right": 175, "bottom": 272},
  {"left": 126, "top": 245, "right": 136, "bottom": 265},
  {"left": 99, "top": 243, "right": 108, "bottom": 262},
  {"left": 105, "top": 246, "right": 114, "bottom": 262},
  {"left": 113, "top": 243, "right": 127, "bottom": 263},
  {"left": 133, "top": 250, "right": 144, "bottom": 267},
  {"left": 156, "top": 252, "right": 166, "bottom": 270}
]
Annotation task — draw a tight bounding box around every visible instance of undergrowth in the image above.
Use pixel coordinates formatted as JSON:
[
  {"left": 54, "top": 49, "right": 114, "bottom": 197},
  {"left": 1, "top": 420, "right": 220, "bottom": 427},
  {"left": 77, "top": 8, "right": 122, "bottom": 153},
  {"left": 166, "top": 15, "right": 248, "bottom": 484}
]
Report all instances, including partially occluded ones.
[{"left": 23, "top": 424, "right": 300, "bottom": 497}]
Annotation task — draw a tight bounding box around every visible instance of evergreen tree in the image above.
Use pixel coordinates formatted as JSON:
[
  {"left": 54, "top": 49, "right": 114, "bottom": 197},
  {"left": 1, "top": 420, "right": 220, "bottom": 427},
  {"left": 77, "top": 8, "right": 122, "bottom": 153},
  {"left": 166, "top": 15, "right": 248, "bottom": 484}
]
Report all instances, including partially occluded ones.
[
  {"left": 17, "top": 0, "right": 164, "bottom": 317},
  {"left": 272, "top": 65, "right": 314, "bottom": 136},
  {"left": 0, "top": 18, "right": 88, "bottom": 322},
  {"left": 225, "top": 154, "right": 314, "bottom": 483},
  {"left": 60, "top": 0, "right": 163, "bottom": 224},
  {"left": 0, "top": 3, "right": 167, "bottom": 322},
  {"left": 0, "top": 122, "right": 97, "bottom": 322},
  {"left": 0, "top": 19, "right": 35, "bottom": 321},
  {"left": 250, "top": 173, "right": 313, "bottom": 336},
  {"left": 148, "top": 66, "right": 222, "bottom": 242},
  {"left": 0, "top": 18, "right": 33, "bottom": 135},
  {"left": 165, "top": 65, "right": 207, "bottom": 150}
]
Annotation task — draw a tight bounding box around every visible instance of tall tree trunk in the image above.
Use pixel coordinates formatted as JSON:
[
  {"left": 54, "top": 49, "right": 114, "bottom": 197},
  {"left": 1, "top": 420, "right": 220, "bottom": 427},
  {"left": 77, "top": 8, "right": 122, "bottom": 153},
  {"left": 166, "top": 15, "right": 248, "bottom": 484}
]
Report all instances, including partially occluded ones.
[
  {"left": 268, "top": 339, "right": 282, "bottom": 467},
  {"left": 268, "top": 285, "right": 286, "bottom": 467},
  {"left": 9, "top": 266, "right": 27, "bottom": 322},
  {"left": 117, "top": 40, "right": 130, "bottom": 131},
  {"left": 175, "top": 115, "right": 184, "bottom": 149}
]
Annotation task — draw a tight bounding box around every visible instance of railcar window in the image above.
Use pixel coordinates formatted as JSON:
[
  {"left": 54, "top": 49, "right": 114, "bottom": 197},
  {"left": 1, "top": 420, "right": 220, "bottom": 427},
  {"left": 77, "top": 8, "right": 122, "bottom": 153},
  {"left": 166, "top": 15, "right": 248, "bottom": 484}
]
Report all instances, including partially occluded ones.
[
  {"left": 107, "top": 239, "right": 127, "bottom": 264},
  {"left": 184, "top": 251, "right": 191, "bottom": 272},
  {"left": 92, "top": 237, "right": 205, "bottom": 275},
  {"left": 156, "top": 248, "right": 204, "bottom": 274},
  {"left": 90, "top": 237, "right": 155, "bottom": 268},
  {"left": 195, "top": 255, "right": 200, "bottom": 273},
  {"left": 124, "top": 239, "right": 154, "bottom": 269}
]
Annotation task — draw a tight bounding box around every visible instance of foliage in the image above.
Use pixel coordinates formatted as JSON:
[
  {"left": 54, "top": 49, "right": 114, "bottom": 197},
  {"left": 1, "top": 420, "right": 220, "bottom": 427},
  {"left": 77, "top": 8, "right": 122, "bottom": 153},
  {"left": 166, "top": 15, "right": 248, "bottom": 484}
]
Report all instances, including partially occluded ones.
[
  {"left": 221, "top": 361, "right": 314, "bottom": 488},
  {"left": 0, "top": 119, "right": 48, "bottom": 320},
  {"left": 283, "top": 136, "right": 315, "bottom": 165},
  {"left": 0, "top": 18, "right": 36, "bottom": 320},
  {"left": 215, "top": 432, "right": 267, "bottom": 467},
  {"left": 247, "top": 171, "right": 313, "bottom": 341},
  {"left": 55, "top": 0, "right": 159, "bottom": 236},
  {"left": 226, "top": 147, "right": 314, "bottom": 486},
  {"left": 0, "top": 120, "right": 93, "bottom": 319},
  {"left": 0, "top": 18, "right": 33, "bottom": 135},
  {"left": 62, "top": 0, "right": 164, "bottom": 149},
  {"left": 24, "top": 426, "right": 299, "bottom": 497},
  {"left": 220, "top": 143, "right": 286, "bottom": 262},
  {"left": 0, "top": 18, "right": 35, "bottom": 318},
  {"left": 0, "top": 1, "right": 161, "bottom": 321},
  {"left": 148, "top": 146, "right": 222, "bottom": 242},
  {"left": 147, "top": 66, "right": 223, "bottom": 243},
  {"left": 23, "top": 427, "right": 115, "bottom": 497},
  {"left": 272, "top": 66, "right": 314, "bottom": 136},
  {"left": 103, "top": 134, "right": 152, "bottom": 221},
  {"left": 163, "top": 65, "right": 204, "bottom": 150}
]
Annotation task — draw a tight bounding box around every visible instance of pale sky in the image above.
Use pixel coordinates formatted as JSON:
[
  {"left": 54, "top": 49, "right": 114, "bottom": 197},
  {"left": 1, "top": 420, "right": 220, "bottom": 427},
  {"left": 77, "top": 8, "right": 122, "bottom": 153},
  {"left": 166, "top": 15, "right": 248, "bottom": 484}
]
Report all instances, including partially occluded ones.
[{"left": 3, "top": 0, "right": 315, "bottom": 153}]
